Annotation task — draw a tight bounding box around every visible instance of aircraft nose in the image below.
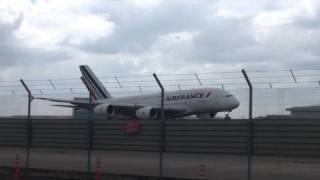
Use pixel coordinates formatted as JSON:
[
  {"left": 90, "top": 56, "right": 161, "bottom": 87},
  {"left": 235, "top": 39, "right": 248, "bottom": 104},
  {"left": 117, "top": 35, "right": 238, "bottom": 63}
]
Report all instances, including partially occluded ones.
[{"left": 233, "top": 98, "right": 240, "bottom": 109}]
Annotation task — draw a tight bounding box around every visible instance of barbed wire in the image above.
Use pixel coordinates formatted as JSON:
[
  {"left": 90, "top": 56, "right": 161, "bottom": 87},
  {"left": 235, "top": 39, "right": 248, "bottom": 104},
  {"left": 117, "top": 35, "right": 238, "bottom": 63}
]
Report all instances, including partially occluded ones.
[{"left": 0, "top": 68, "right": 319, "bottom": 97}]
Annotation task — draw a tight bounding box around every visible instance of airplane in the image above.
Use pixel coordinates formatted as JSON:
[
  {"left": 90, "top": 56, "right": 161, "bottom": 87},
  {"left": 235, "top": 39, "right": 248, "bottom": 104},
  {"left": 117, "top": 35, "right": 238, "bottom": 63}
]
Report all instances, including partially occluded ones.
[{"left": 35, "top": 65, "right": 240, "bottom": 120}]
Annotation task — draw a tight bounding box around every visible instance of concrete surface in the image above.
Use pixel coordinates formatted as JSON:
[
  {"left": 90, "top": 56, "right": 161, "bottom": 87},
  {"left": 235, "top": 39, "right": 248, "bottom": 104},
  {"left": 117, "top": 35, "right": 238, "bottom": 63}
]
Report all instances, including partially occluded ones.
[{"left": 1, "top": 148, "right": 320, "bottom": 180}]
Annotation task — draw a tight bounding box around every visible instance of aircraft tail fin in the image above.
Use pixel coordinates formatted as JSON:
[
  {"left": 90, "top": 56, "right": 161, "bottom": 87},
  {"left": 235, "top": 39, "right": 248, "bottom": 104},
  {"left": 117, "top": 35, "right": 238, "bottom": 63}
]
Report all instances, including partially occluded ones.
[{"left": 79, "top": 65, "right": 112, "bottom": 100}]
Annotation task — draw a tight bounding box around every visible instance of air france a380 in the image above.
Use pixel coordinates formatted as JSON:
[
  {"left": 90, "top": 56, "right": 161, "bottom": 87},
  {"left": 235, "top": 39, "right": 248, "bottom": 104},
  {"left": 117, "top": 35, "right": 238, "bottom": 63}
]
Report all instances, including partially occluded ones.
[{"left": 36, "top": 65, "right": 240, "bottom": 120}]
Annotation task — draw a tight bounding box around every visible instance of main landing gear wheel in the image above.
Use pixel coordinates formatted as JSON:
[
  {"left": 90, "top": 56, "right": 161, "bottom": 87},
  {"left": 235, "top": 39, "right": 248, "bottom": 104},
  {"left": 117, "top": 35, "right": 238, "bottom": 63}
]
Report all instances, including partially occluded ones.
[{"left": 225, "top": 111, "right": 231, "bottom": 120}]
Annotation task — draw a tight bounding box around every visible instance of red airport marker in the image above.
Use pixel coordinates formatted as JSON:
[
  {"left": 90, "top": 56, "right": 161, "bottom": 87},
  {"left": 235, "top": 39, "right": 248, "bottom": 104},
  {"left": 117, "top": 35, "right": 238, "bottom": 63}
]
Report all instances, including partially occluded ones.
[
  {"left": 96, "top": 157, "right": 101, "bottom": 180},
  {"left": 15, "top": 154, "right": 21, "bottom": 180},
  {"left": 199, "top": 163, "right": 208, "bottom": 180}
]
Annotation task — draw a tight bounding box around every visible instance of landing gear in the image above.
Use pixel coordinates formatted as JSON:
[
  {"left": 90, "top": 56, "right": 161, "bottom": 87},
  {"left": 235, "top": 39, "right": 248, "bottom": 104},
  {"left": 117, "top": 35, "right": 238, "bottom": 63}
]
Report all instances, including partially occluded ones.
[{"left": 225, "top": 111, "right": 231, "bottom": 120}]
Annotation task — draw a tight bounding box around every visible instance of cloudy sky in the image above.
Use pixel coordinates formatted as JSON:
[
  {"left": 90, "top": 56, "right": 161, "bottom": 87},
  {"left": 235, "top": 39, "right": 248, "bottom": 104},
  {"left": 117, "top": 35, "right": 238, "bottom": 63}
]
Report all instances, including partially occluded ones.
[
  {"left": 0, "top": 0, "right": 320, "bottom": 117},
  {"left": 1, "top": 0, "right": 320, "bottom": 80}
]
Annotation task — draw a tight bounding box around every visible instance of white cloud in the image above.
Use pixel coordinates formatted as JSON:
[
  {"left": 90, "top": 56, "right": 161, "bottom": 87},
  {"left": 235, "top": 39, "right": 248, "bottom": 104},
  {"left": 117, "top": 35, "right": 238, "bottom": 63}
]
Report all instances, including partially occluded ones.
[
  {"left": 1, "top": 0, "right": 115, "bottom": 50},
  {"left": 213, "top": 1, "right": 261, "bottom": 19},
  {"left": 152, "top": 31, "right": 197, "bottom": 53},
  {"left": 158, "top": 31, "right": 197, "bottom": 43},
  {"left": 126, "top": 0, "right": 162, "bottom": 7},
  {"left": 252, "top": 0, "right": 320, "bottom": 41},
  {"left": 0, "top": 0, "right": 30, "bottom": 24},
  {"left": 1, "top": 0, "right": 319, "bottom": 73}
]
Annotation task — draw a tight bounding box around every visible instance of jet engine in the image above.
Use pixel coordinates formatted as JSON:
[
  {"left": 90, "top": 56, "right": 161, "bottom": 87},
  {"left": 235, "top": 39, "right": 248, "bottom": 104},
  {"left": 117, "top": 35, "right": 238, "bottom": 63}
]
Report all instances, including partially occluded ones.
[
  {"left": 135, "top": 107, "right": 158, "bottom": 120},
  {"left": 93, "top": 104, "right": 115, "bottom": 116}
]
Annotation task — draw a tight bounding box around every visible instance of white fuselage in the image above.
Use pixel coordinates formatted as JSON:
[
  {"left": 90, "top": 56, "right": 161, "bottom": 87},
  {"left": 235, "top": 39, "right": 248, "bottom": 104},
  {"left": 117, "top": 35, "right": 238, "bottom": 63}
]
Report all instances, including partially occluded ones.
[
  {"left": 37, "top": 65, "right": 240, "bottom": 120},
  {"left": 96, "top": 88, "right": 239, "bottom": 117}
]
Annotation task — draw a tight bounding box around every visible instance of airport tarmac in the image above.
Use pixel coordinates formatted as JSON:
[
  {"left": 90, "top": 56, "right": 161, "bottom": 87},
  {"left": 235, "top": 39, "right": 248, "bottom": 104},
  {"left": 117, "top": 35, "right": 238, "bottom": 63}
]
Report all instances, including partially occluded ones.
[{"left": 1, "top": 148, "right": 320, "bottom": 180}]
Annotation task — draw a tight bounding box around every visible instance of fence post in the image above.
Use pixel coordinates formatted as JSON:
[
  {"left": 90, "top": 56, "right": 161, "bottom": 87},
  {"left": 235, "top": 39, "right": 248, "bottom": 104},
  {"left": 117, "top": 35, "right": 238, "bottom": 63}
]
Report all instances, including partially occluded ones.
[
  {"left": 153, "top": 73, "right": 165, "bottom": 179},
  {"left": 20, "top": 79, "right": 33, "bottom": 175},
  {"left": 87, "top": 91, "right": 94, "bottom": 180},
  {"left": 241, "top": 70, "right": 253, "bottom": 180}
]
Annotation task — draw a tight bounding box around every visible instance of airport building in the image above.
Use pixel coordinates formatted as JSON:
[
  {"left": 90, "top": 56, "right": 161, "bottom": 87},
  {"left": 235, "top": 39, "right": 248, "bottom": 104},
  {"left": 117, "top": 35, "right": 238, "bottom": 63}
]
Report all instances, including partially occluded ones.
[{"left": 286, "top": 105, "right": 320, "bottom": 119}]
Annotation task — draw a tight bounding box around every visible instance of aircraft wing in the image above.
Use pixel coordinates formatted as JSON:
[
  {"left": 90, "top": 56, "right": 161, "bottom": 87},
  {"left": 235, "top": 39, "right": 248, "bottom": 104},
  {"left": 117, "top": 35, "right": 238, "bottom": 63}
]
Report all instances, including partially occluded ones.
[
  {"left": 35, "top": 97, "right": 94, "bottom": 105},
  {"left": 52, "top": 104, "right": 78, "bottom": 108},
  {"left": 34, "top": 97, "right": 98, "bottom": 109},
  {"left": 36, "top": 97, "right": 189, "bottom": 118}
]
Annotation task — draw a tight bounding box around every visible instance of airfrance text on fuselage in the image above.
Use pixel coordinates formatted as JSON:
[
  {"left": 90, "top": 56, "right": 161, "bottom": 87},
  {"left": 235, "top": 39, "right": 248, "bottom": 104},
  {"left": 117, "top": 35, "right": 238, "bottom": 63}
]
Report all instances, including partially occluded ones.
[{"left": 166, "top": 92, "right": 211, "bottom": 101}]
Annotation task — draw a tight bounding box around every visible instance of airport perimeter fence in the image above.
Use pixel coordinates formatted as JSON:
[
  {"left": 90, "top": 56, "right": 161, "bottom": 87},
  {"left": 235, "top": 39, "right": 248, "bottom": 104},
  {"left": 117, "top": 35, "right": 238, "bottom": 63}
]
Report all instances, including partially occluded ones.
[
  {"left": 2, "top": 118, "right": 320, "bottom": 155},
  {"left": 1, "top": 118, "right": 320, "bottom": 180},
  {"left": 0, "top": 68, "right": 320, "bottom": 180},
  {"left": 1, "top": 68, "right": 320, "bottom": 118}
]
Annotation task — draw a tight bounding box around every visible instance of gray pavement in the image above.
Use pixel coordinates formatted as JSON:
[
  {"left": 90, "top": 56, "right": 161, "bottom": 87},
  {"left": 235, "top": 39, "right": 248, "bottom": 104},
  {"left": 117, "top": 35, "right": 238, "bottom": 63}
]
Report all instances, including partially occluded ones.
[{"left": 1, "top": 148, "right": 320, "bottom": 180}]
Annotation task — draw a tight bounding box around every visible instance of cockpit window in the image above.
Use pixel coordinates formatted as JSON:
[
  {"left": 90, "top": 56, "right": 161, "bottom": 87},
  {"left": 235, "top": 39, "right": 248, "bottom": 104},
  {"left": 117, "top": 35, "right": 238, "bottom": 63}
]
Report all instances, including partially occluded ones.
[{"left": 226, "top": 95, "right": 233, "bottom": 97}]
